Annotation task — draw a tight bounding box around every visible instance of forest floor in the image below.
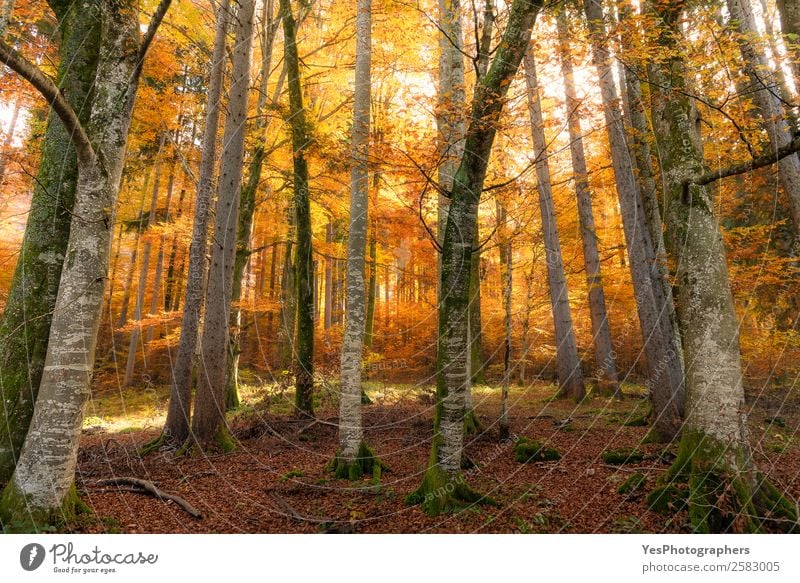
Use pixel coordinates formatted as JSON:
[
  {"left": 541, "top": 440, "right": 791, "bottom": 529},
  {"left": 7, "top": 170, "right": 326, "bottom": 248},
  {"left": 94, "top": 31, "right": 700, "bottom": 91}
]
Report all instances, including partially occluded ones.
[{"left": 70, "top": 374, "right": 800, "bottom": 533}]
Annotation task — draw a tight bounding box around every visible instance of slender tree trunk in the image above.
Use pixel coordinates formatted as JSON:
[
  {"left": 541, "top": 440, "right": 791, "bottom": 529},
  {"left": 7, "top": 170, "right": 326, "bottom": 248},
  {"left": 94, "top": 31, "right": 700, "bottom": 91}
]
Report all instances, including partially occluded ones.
[
  {"left": 281, "top": 0, "right": 314, "bottom": 416},
  {"left": 523, "top": 48, "right": 585, "bottom": 401},
  {"left": 584, "top": 0, "right": 683, "bottom": 439},
  {"left": 189, "top": 0, "right": 255, "bottom": 449},
  {"left": 647, "top": 1, "right": 798, "bottom": 532},
  {"left": 777, "top": 0, "right": 800, "bottom": 83},
  {"left": 333, "top": 0, "right": 379, "bottom": 478},
  {"left": 0, "top": 0, "right": 168, "bottom": 525},
  {"left": 364, "top": 222, "right": 377, "bottom": 348},
  {"left": 555, "top": 10, "right": 619, "bottom": 396},
  {"left": 728, "top": 0, "right": 800, "bottom": 254},
  {"left": 124, "top": 140, "right": 165, "bottom": 386},
  {"left": 324, "top": 220, "right": 333, "bottom": 329},
  {"left": 146, "top": 157, "right": 176, "bottom": 345},
  {"left": 497, "top": 199, "right": 511, "bottom": 440},
  {"left": 160, "top": 0, "right": 229, "bottom": 445},
  {"left": 0, "top": 95, "right": 20, "bottom": 186},
  {"left": 408, "top": 0, "right": 542, "bottom": 516},
  {"left": 0, "top": 0, "right": 99, "bottom": 484},
  {"left": 163, "top": 183, "right": 187, "bottom": 312}
]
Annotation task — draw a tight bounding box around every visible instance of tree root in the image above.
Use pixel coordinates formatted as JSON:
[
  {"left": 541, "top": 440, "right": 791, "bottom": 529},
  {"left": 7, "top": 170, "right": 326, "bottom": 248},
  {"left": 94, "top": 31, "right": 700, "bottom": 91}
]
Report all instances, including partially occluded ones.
[
  {"left": 647, "top": 430, "right": 799, "bottom": 533},
  {"left": 330, "top": 441, "right": 386, "bottom": 481},
  {"left": 405, "top": 464, "right": 497, "bottom": 516}
]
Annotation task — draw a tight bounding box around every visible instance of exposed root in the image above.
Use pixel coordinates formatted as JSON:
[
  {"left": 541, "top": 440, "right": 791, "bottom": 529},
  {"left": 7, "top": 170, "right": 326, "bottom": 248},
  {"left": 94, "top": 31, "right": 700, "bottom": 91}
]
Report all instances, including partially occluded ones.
[{"left": 647, "top": 430, "right": 799, "bottom": 533}]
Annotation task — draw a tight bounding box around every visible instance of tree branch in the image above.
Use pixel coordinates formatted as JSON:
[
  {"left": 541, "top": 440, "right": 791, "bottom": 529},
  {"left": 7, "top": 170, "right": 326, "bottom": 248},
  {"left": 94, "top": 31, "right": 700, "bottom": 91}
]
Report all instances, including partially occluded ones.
[
  {"left": 139, "top": 0, "right": 174, "bottom": 64},
  {"left": 683, "top": 134, "right": 800, "bottom": 193},
  {"left": 0, "top": 40, "right": 95, "bottom": 166}
]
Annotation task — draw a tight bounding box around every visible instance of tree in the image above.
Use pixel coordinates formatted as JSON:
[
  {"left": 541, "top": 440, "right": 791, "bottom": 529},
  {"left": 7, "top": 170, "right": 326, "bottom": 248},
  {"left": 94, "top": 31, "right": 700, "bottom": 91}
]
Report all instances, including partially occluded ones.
[
  {"left": 190, "top": 0, "right": 257, "bottom": 450},
  {"left": 0, "top": 0, "right": 100, "bottom": 485},
  {"left": 584, "top": 0, "right": 683, "bottom": 440},
  {"left": 646, "top": 0, "right": 798, "bottom": 532},
  {"left": 332, "top": 0, "right": 382, "bottom": 480},
  {"left": 158, "top": 0, "right": 230, "bottom": 448},
  {"left": 406, "top": 0, "right": 543, "bottom": 516},
  {"left": 727, "top": 0, "right": 800, "bottom": 255},
  {"left": 280, "top": 0, "right": 315, "bottom": 417},
  {"left": 523, "top": 43, "right": 586, "bottom": 401},
  {"left": 555, "top": 8, "right": 619, "bottom": 396},
  {"left": 0, "top": 0, "right": 172, "bottom": 527}
]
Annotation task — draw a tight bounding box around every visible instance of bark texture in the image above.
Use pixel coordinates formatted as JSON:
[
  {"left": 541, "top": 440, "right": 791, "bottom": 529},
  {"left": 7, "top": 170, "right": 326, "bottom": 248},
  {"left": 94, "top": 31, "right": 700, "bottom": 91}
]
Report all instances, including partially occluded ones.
[
  {"left": 555, "top": 10, "right": 619, "bottom": 395},
  {"left": 584, "top": 0, "right": 684, "bottom": 440},
  {"left": 190, "top": 0, "right": 256, "bottom": 449},
  {"left": 0, "top": 0, "right": 100, "bottom": 484},
  {"left": 407, "top": 0, "right": 542, "bottom": 516}
]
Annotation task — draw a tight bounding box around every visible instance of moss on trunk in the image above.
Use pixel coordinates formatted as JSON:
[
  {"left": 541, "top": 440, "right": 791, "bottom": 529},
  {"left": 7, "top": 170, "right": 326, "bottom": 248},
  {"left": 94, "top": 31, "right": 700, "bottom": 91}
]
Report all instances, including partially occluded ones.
[
  {"left": 647, "top": 431, "right": 798, "bottom": 533},
  {"left": 0, "top": 480, "right": 87, "bottom": 533},
  {"left": 331, "top": 441, "right": 385, "bottom": 481}
]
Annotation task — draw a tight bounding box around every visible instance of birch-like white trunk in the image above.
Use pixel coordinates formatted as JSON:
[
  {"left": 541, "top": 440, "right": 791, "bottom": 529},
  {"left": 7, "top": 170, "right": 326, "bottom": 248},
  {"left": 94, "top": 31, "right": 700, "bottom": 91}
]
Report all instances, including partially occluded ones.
[
  {"left": 523, "top": 48, "right": 586, "bottom": 400},
  {"left": 339, "top": 0, "right": 371, "bottom": 462},
  {"left": 4, "top": 0, "right": 145, "bottom": 515}
]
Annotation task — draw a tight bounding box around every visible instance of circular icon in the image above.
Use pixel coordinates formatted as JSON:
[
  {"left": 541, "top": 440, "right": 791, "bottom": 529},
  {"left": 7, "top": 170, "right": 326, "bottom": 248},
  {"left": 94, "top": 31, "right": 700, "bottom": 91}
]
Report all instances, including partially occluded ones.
[{"left": 19, "top": 543, "right": 46, "bottom": 571}]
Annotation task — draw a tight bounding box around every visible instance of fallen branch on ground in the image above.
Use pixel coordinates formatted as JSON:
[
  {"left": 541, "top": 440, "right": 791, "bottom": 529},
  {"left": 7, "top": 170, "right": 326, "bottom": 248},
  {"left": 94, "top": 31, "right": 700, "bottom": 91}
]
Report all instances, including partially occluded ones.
[{"left": 94, "top": 477, "right": 202, "bottom": 519}]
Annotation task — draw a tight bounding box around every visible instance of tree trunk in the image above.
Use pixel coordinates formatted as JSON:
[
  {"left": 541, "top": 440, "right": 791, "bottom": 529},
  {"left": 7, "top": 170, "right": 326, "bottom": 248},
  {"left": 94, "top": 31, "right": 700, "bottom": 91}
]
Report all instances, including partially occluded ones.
[
  {"left": 727, "top": 0, "right": 800, "bottom": 255},
  {"left": 0, "top": 0, "right": 100, "bottom": 485},
  {"left": 160, "top": 0, "right": 229, "bottom": 446},
  {"left": 647, "top": 2, "right": 798, "bottom": 532},
  {"left": 0, "top": 0, "right": 165, "bottom": 526},
  {"left": 523, "top": 48, "right": 586, "bottom": 401},
  {"left": 555, "top": 10, "right": 619, "bottom": 396},
  {"left": 777, "top": 0, "right": 800, "bottom": 83},
  {"left": 333, "top": 0, "right": 380, "bottom": 479},
  {"left": 584, "top": 0, "right": 683, "bottom": 440},
  {"left": 124, "top": 139, "right": 165, "bottom": 386},
  {"left": 190, "top": 0, "right": 255, "bottom": 449},
  {"left": 146, "top": 157, "right": 176, "bottom": 345},
  {"left": 497, "top": 199, "right": 511, "bottom": 440},
  {"left": 407, "top": 0, "right": 542, "bottom": 517},
  {"left": 281, "top": 0, "right": 314, "bottom": 417}
]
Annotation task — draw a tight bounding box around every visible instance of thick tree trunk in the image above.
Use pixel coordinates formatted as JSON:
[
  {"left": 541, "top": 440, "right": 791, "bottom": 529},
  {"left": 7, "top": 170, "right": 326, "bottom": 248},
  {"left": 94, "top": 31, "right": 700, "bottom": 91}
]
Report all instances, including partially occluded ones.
[
  {"left": 555, "top": 10, "right": 619, "bottom": 396},
  {"left": 0, "top": 0, "right": 99, "bottom": 485},
  {"left": 0, "top": 0, "right": 164, "bottom": 526},
  {"left": 777, "top": 0, "right": 800, "bottom": 82},
  {"left": 281, "top": 0, "right": 314, "bottom": 417},
  {"left": 190, "top": 0, "right": 256, "bottom": 449},
  {"left": 333, "top": 0, "right": 380, "bottom": 479},
  {"left": 584, "top": 0, "right": 683, "bottom": 440},
  {"left": 647, "top": 2, "right": 798, "bottom": 532},
  {"left": 407, "top": 0, "right": 542, "bottom": 517},
  {"left": 523, "top": 48, "right": 586, "bottom": 401},
  {"left": 160, "top": 0, "right": 229, "bottom": 446},
  {"left": 727, "top": 0, "right": 800, "bottom": 254}
]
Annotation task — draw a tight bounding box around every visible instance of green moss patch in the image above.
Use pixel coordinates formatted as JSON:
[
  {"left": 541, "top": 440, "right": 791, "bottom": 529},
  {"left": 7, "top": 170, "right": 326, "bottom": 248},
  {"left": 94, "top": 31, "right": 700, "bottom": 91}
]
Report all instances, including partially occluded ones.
[
  {"left": 602, "top": 448, "right": 644, "bottom": 465},
  {"left": 514, "top": 438, "right": 561, "bottom": 463}
]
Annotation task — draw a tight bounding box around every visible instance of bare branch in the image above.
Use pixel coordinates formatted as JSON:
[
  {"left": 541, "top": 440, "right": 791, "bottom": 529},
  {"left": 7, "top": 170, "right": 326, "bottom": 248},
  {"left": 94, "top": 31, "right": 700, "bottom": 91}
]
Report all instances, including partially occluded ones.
[{"left": 0, "top": 40, "right": 94, "bottom": 166}]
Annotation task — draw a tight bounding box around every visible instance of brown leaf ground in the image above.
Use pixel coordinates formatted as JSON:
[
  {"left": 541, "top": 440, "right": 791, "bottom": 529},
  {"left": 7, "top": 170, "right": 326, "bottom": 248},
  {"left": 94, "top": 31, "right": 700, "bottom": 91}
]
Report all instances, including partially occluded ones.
[{"left": 70, "top": 379, "right": 800, "bottom": 533}]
